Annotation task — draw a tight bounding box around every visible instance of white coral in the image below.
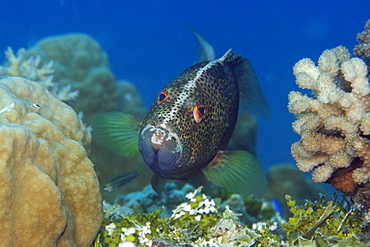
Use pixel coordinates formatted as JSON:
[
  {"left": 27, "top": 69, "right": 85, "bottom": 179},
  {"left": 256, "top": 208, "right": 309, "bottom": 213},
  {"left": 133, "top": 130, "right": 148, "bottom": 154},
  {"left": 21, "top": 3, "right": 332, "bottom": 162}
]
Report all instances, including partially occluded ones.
[
  {"left": 289, "top": 46, "right": 370, "bottom": 186},
  {"left": 0, "top": 47, "right": 78, "bottom": 101}
]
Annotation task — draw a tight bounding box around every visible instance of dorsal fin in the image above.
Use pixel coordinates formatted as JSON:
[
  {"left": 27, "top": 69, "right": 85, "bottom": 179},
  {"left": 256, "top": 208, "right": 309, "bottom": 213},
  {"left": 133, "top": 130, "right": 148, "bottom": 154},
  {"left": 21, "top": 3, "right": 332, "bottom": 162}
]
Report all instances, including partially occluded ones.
[
  {"left": 237, "top": 58, "right": 270, "bottom": 119},
  {"left": 223, "top": 50, "right": 270, "bottom": 119},
  {"left": 185, "top": 24, "right": 269, "bottom": 118},
  {"left": 184, "top": 23, "right": 215, "bottom": 63}
]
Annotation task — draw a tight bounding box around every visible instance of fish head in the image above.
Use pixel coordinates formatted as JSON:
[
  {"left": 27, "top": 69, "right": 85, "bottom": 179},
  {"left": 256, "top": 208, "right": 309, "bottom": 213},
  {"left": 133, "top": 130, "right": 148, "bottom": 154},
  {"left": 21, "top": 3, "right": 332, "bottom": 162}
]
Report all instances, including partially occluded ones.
[
  {"left": 139, "top": 64, "right": 220, "bottom": 179},
  {"left": 138, "top": 85, "right": 200, "bottom": 179},
  {"left": 139, "top": 58, "right": 240, "bottom": 180}
]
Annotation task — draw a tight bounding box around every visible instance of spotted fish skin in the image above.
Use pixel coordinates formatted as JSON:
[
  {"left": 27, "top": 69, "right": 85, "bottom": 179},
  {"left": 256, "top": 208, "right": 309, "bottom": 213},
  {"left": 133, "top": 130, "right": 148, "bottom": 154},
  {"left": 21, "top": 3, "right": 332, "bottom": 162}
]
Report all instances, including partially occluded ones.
[
  {"left": 139, "top": 50, "right": 242, "bottom": 179},
  {"left": 92, "top": 29, "right": 269, "bottom": 195}
]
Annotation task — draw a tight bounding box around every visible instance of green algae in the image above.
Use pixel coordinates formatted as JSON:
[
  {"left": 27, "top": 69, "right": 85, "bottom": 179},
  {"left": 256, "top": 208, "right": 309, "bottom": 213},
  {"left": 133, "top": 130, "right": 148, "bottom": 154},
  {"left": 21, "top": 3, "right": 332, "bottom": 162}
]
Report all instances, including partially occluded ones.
[
  {"left": 93, "top": 188, "right": 370, "bottom": 247},
  {"left": 283, "top": 194, "right": 370, "bottom": 246}
]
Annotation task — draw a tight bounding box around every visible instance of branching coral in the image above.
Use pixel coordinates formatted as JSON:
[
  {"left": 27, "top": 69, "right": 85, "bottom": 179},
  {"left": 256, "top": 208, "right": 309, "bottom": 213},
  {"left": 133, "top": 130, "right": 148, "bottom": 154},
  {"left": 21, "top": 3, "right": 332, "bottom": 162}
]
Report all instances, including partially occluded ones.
[
  {"left": 0, "top": 47, "right": 79, "bottom": 101},
  {"left": 354, "top": 19, "right": 370, "bottom": 73},
  {"left": 288, "top": 45, "right": 370, "bottom": 202},
  {"left": 0, "top": 77, "right": 102, "bottom": 246}
]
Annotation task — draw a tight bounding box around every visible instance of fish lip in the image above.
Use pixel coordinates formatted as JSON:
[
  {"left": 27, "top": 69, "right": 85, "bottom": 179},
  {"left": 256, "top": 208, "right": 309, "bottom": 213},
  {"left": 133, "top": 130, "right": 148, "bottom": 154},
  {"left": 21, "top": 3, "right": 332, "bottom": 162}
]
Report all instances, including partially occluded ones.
[
  {"left": 152, "top": 125, "right": 182, "bottom": 158},
  {"left": 140, "top": 124, "right": 182, "bottom": 167}
]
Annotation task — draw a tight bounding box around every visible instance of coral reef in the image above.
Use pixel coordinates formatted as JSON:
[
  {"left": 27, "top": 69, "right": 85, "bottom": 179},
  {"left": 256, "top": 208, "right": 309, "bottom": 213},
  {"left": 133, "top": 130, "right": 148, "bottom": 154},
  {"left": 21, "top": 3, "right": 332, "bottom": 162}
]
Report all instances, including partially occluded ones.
[
  {"left": 93, "top": 186, "right": 369, "bottom": 246},
  {"left": 354, "top": 19, "right": 370, "bottom": 73},
  {"left": 265, "top": 164, "right": 327, "bottom": 217},
  {"left": 283, "top": 194, "right": 370, "bottom": 246},
  {"left": 0, "top": 77, "right": 102, "bottom": 246},
  {"left": 94, "top": 187, "right": 284, "bottom": 247},
  {"left": 26, "top": 33, "right": 120, "bottom": 124},
  {"left": 0, "top": 47, "right": 79, "bottom": 101},
  {"left": 92, "top": 141, "right": 151, "bottom": 202},
  {"left": 92, "top": 79, "right": 152, "bottom": 202},
  {"left": 113, "top": 182, "right": 195, "bottom": 217},
  {"left": 117, "top": 80, "right": 147, "bottom": 119},
  {"left": 109, "top": 181, "right": 277, "bottom": 224},
  {"left": 288, "top": 44, "right": 370, "bottom": 215}
]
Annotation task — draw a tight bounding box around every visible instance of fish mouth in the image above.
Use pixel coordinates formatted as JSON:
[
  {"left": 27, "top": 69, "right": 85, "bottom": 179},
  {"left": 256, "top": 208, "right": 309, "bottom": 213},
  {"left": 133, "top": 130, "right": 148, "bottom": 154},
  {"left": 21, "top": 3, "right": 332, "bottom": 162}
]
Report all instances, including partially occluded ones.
[{"left": 139, "top": 125, "right": 182, "bottom": 178}]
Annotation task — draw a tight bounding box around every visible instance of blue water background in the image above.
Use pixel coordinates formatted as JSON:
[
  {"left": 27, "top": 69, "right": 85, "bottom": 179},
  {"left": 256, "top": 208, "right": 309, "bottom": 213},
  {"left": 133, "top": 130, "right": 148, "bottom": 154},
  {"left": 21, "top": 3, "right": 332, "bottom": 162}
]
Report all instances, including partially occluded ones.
[{"left": 1, "top": 1, "right": 369, "bottom": 171}]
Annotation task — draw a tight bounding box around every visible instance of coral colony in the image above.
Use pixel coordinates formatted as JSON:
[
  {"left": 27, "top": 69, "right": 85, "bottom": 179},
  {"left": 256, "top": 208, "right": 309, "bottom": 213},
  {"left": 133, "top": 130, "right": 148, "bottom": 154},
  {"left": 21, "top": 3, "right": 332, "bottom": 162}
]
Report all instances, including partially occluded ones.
[
  {"left": 0, "top": 47, "right": 79, "bottom": 101},
  {"left": 0, "top": 77, "right": 101, "bottom": 246},
  {"left": 94, "top": 19, "right": 370, "bottom": 247},
  {"left": 0, "top": 19, "right": 370, "bottom": 247},
  {"left": 288, "top": 20, "right": 370, "bottom": 221}
]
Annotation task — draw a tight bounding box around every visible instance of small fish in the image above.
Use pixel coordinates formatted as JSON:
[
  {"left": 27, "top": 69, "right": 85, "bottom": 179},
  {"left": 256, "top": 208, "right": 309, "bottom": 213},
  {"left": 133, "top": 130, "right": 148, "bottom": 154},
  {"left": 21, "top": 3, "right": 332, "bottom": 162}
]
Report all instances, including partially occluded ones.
[
  {"left": 270, "top": 198, "right": 284, "bottom": 217},
  {"left": 103, "top": 169, "right": 142, "bottom": 192},
  {"left": 93, "top": 27, "right": 269, "bottom": 196}
]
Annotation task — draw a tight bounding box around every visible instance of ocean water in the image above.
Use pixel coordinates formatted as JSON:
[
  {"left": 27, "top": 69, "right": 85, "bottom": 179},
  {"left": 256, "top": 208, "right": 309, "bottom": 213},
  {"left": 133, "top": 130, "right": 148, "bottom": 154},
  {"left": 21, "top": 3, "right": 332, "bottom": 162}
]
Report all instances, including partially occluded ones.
[{"left": 1, "top": 0, "right": 369, "bottom": 171}]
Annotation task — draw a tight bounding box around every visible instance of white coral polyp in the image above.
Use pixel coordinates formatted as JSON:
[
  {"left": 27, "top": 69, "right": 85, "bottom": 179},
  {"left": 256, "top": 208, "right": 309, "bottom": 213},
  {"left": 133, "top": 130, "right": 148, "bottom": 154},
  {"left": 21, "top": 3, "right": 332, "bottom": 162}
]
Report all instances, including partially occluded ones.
[{"left": 342, "top": 58, "right": 370, "bottom": 96}]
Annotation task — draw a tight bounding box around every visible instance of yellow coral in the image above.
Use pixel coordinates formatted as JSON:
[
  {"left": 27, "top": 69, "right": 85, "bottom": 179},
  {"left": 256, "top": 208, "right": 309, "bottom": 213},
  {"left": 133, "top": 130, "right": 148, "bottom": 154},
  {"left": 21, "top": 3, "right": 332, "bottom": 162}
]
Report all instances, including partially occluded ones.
[
  {"left": 0, "top": 77, "right": 102, "bottom": 246},
  {"left": 288, "top": 46, "right": 370, "bottom": 195}
]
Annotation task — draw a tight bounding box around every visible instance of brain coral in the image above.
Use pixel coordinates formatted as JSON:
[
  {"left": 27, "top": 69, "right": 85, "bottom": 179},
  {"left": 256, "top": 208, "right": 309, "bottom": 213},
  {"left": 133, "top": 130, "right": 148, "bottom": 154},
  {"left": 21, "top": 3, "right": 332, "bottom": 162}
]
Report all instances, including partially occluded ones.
[
  {"left": 26, "top": 33, "right": 120, "bottom": 123},
  {"left": 0, "top": 77, "right": 102, "bottom": 246}
]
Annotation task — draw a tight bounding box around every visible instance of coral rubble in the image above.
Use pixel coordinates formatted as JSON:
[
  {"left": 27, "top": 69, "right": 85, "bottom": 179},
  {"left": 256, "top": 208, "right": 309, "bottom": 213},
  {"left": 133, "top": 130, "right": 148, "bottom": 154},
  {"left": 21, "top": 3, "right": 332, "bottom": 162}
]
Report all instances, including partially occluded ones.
[{"left": 0, "top": 77, "right": 102, "bottom": 246}]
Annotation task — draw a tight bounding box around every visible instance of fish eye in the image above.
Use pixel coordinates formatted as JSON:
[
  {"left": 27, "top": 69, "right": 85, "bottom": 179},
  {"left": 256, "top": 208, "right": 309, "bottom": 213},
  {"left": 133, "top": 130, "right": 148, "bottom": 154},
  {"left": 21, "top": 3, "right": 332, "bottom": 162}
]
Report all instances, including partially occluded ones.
[
  {"left": 193, "top": 104, "right": 206, "bottom": 123},
  {"left": 157, "top": 91, "right": 170, "bottom": 104}
]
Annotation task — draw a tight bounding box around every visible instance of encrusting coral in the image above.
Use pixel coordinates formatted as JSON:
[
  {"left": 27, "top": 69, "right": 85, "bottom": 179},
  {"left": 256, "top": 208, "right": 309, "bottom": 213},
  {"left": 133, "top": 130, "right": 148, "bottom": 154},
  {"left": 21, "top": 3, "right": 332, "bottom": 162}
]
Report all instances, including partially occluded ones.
[
  {"left": 288, "top": 19, "right": 370, "bottom": 221},
  {"left": 0, "top": 77, "right": 102, "bottom": 246}
]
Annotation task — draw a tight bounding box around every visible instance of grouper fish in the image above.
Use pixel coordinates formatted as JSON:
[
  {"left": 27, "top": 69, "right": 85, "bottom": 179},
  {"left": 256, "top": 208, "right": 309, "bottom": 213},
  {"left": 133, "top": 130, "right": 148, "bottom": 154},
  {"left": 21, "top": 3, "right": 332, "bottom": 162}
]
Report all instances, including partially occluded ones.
[{"left": 93, "top": 28, "right": 269, "bottom": 196}]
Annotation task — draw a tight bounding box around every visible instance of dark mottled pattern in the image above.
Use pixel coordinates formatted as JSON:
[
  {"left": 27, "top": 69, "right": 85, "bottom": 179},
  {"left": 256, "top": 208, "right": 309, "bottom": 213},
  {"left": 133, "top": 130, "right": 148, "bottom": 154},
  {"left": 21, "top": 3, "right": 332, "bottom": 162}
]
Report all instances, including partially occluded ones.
[{"left": 142, "top": 52, "right": 241, "bottom": 179}]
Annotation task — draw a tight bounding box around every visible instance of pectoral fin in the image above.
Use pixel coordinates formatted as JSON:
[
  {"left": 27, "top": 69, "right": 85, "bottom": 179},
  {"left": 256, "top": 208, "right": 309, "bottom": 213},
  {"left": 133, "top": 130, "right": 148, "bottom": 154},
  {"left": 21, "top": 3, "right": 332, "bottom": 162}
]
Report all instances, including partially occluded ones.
[
  {"left": 92, "top": 112, "right": 141, "bottom": 157},
  {"left": 150, "top": 174, "right": 169, "bottom": 195},
  {"left": 202, "top": 150, "right": 267, "bottom": 197}
]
